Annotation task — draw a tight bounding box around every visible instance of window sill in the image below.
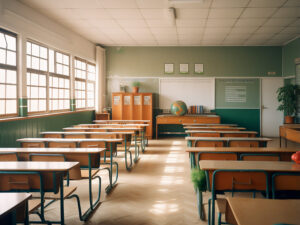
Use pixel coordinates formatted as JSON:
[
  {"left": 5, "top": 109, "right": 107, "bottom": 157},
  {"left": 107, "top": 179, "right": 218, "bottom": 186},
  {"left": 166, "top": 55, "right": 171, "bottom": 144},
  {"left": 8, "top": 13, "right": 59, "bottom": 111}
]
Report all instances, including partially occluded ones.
[{"left": 0, "top": 109, "right": 95, "bottom": 123}]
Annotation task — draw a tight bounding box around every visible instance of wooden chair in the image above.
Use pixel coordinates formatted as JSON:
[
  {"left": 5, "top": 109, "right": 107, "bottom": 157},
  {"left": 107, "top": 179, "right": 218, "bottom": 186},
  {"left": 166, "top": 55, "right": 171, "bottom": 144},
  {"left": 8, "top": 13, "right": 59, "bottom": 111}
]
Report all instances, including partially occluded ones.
[
  {"left": 21, "top": 142, "right": 45, "bottom": 148},
  {"left": 0, "top": 152, "right": 19, "bottom": 161},
  {"left": 194, "top": 140, "right": 224, "bottom": 147},
  {"left": 229, "top": 141, "right": 259, "bottom": 147},
  {"left": 272, "top": 173, "right": 300, "bottom": 199},
  {"left": 240, "top": 153, "right": 280, "bottom": 161}
]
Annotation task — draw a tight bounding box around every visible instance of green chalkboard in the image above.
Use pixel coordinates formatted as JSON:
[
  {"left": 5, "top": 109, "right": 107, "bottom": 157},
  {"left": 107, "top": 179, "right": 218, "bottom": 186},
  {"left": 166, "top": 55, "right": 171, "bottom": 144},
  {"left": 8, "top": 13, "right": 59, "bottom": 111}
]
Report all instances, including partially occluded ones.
[{"left": 215, "top": 78, "right": 260, "bottom": 109}]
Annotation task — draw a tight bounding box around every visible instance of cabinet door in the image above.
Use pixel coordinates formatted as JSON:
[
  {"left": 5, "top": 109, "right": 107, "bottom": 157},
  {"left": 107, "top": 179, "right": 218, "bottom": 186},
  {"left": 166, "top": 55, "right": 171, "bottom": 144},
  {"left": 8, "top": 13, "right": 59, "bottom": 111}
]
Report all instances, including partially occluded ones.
[
  {"left": 133, "top": 94, "right": 143, "bottom": 120},
  {"left": 142, "top": 94, "right": 153, "bottom": 138},
  {"left": 123, "top": 94, "right": 133, "bottom": 120},
  {"left": 112, "top": 93, "right": 123, "bottom": 120}
]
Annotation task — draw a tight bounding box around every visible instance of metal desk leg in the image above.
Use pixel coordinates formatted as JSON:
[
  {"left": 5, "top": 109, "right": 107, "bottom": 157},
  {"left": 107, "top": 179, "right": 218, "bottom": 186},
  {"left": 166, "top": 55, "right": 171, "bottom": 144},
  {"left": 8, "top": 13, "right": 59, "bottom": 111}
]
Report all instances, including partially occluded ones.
[
  {"left": 124, "top": 137, "right": 133, "bottom": 171},
  {"left": 59, "top": 174, "right": 65, "bottom": 225},
  {"left": 134, "top": 133, "right": 140, "bottom": 163},
  {"left": 105, "top": 142, "right": 119, "bottom": 193}
]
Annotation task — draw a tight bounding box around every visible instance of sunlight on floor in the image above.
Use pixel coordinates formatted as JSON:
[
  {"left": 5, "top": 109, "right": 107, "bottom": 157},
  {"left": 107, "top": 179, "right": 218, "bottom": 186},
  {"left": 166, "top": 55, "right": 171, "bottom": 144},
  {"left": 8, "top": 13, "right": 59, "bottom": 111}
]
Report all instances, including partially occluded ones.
[
  {"left": 164, "top": 166, "right": 184, "bottom": 173},
  {"left": 149, "top": 200, "right": 179, "bottom": 215}
]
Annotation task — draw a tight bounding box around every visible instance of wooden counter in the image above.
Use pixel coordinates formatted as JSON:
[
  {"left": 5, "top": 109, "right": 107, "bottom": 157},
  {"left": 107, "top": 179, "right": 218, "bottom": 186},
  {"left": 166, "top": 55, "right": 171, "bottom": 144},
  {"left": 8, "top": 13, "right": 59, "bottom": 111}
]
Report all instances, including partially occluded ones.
[{"left": 279, "top": 124, "right": 300, "bottom": 147}]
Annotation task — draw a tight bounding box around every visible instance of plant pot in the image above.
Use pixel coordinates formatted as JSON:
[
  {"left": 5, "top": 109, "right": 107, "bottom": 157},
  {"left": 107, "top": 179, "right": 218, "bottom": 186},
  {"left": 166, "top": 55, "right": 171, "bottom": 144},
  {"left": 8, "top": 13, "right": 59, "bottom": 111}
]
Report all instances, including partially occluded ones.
[
  {"left": 132, "top": 86, "right": 139, "bottom": 93},
  {"left": 285, "top": 115, "right": 294, "bottom": 124}
]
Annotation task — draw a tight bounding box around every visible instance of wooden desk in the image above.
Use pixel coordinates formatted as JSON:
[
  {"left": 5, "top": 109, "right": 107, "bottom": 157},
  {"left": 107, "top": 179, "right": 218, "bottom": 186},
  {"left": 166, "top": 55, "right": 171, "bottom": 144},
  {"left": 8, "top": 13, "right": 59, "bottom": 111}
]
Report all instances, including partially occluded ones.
[
  {"left": 200, "top": 160, "right": 300, "bottom": 225},
  {"left": 0, "top": 147, "right": 104, "bottom": 218},
  {"left": 94, "top": 120, "right": 150, "bottom": 124},
  {"left": 280, "top": 125, "right": 300, "bottom": 147},
  {"left": 0, "top": 161, "right": 78, "bottom": 225},
  {"left": 76, "top": 123, "right": 149, "bottom": 127},
  {"left": 156, "top": 114, "right": 221, "bottom": 139},
  {"left": 40, "top": 131, "right": 137, "bottom": 171},
  {"left": 186, "top": 130, "right": 257, "bottom": 137},
  {"left": 186, "top": 147, "right": 296, "bottom": 168},
  {"left": 225, "top": 197, "right": 300, "bottom": 225},
  {"left": 184, "top": 126, "right": 246, "bottom": 131},
  {"left": 183, "top": 123, "right": 237, "bottom": 127},
  {"left": 0, "top": 193, "right": 31, "bottom": 225},
  {"left": 186, "top": 137, "right": 272, "bottom": 147}
]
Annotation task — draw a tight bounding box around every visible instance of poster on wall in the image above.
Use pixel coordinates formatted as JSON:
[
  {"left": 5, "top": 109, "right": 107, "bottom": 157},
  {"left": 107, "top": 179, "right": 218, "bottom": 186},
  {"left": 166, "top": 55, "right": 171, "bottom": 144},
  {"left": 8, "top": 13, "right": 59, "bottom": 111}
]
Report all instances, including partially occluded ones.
[
  {"left": 144, "top": 96, "right": 151, "bottom": 105},
  {"left": 225, "top": 86, "right": 247, "bottom": 103},
  {"left": 113, "top": 96, "right": 120, "bottom": 105},
  {"left": 180, "top": 64, "right": 189, "bottom": 74},
  {"left": 164, "top": 63, "right": 174, "bottom": 74},
  {"left": 195, "top": 64, "right": 204, "bottom": 74}
]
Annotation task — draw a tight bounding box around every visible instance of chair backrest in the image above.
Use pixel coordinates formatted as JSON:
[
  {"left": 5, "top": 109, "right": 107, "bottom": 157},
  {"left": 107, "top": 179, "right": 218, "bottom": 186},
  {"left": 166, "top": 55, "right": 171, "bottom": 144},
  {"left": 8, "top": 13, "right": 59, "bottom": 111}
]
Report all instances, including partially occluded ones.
[
  {"left": 229, "top": 141, "right": 259, "bottom": 147},
  {"left": 64, "top": 134, "right": 86, "bottom": 139},
  {"left": 195, "top": 140, "right": 224, "bottom": 147},
  {"left": 199, "top": 153, "right": 237, "bottom": 161},
  {"left": 191, "top": 133, "right": 220, "bottom": 137},
  {"left": 43, "top": 134, "right": 62, "bottom": 138},
  {"left": 222, "top": 133, "right": 249, "bottom": 137},
  {"left": 21, "top": 142, "right": 45, "bottom": 148},
  {"left": 272, "top": 173, "right": 300, "bottom": 199},
  {"left": 48, "top": 142, "right": 76, "bottom": 148},
  {"left": 0, "top": 152, "right": 19, "bottom": 161},
  {"left": 240, "top": 153, "right": 280, "bottom": 161}
]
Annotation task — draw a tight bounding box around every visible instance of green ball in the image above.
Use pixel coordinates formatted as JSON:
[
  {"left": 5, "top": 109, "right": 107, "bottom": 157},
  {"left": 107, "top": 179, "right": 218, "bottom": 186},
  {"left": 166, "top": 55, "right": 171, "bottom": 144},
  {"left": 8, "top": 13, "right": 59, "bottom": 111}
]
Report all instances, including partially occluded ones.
[{"left": 170, "top": 101, "right": 187, "bottom": 116}]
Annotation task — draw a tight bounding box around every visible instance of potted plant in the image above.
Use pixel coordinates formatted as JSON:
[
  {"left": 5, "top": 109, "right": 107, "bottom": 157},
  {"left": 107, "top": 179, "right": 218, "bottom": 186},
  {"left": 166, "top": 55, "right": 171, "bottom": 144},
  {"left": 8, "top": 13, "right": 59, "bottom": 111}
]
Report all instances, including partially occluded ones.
[
  {"left": 132, "top": 81, "right": 141, "bottom": 93},
  {"left": 276, "top": 84, "right": 298, "bottom": 124}
]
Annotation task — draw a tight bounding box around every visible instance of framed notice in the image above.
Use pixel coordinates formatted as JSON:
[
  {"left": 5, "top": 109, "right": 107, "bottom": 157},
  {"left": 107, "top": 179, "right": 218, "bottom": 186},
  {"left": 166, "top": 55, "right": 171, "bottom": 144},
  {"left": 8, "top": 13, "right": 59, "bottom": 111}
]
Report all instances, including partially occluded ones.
[
  {"left": 144, "top": 96, "right": 151, "bottom": 105},
  {"left": 124, "top": 95, "right": 131, "bottom": 105},
  {"left": 164, "top": 63, "right": 174, "bottom": 74},
  {"left": 113, "top": 96, "right": 120, "bottom": 105},
  {"left": 180, "top": 64, "right": 189, "bottom": 74},
  {"left": 195, "top": 64, "right": 204, "bottom": 74},
  {"left": 134, "top": 96, "right": 141, "bottom": 105}
]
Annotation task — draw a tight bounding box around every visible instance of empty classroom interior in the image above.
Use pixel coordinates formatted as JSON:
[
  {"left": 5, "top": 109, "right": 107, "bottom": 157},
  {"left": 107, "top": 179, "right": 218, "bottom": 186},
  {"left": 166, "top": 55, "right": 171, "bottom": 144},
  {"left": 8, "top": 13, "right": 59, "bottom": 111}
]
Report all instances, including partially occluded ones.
[{"left": 0, "top": 0, "right": 300, "bottom": 225}]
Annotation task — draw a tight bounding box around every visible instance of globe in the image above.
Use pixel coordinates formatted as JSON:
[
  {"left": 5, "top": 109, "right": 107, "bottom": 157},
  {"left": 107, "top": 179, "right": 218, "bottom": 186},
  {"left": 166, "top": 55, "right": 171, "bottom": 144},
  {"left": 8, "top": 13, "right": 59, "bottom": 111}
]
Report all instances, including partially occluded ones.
[{"left": 170, "top": 101, "right": 187, "bottom": 116}]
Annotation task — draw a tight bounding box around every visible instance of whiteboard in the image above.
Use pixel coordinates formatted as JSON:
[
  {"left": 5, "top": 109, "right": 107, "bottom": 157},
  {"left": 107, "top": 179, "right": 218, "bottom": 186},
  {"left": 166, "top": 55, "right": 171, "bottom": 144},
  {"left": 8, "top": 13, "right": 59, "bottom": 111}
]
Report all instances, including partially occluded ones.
[{"left": 159, "top": 78, "right": 215, "bottom": 111}]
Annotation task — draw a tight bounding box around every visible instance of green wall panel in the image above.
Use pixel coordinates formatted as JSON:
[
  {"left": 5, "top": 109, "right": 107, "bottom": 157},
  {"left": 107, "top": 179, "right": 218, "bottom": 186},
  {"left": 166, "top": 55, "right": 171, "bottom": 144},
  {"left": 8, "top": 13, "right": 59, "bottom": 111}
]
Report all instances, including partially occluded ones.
[
  {"left": 214, "top": 109, "right": 260, "bottom": 135},
  {"left": 282, "top": 37, "right": 300, "bottom": 77},
  {"left": 215, "top": 78, "right": 260, "bottom": 109},
  {"left": 0, "top": 111, "right": 95, "bottom": 147},
  {"left": 106, "top": 46, "right": 282, "bottom": 77}
]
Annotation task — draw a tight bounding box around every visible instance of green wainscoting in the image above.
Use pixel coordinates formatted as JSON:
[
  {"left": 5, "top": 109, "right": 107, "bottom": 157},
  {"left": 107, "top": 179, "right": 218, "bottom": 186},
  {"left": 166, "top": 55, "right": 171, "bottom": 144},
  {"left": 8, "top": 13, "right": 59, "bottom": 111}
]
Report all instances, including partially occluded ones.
[
  {"left": 214, "top": 109, "right": 260, "bottom": 135},
  {"left": 0, "top": 110, "right": 95, "bottom": 147}
]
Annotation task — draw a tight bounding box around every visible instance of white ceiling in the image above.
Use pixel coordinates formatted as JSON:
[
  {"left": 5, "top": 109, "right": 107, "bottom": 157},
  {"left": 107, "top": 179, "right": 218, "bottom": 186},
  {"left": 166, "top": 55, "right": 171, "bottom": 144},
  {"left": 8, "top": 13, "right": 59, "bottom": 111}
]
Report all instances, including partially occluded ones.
[{"left": 19, "top": 0, "right": 300, "bottom": 46}]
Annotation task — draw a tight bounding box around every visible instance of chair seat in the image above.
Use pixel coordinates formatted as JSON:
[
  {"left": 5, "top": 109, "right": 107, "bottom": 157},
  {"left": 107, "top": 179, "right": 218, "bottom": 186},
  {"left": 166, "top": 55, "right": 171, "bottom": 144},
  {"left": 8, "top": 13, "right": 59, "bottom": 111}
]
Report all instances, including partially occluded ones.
[
  {"left": 28, "top": 199, "right": 41, "bottom": 213},
  {"left": 216, "top": 198, "right": 227, "bottom": 214},
  {"left": 44, "top": 186, "right": 77, "bottom": 199},
  {"left": 80, "top": 169, "right": 99, "bottom": 178}
]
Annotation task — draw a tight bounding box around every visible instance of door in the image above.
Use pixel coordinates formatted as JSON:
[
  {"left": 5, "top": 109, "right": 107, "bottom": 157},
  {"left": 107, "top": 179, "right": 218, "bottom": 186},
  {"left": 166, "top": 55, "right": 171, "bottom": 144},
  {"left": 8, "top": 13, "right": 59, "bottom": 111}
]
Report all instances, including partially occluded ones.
[{"left": 261, "top": 78, "right": 284, "bottom": 137}]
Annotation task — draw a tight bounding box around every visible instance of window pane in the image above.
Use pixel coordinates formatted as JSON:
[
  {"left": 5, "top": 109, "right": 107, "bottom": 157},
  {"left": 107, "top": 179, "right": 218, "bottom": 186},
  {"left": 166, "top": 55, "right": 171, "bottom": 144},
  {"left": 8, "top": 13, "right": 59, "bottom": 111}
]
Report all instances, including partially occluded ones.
[
  {"left": 31, "top": 73, "right": 39, "bottom": 85},
  {"left": 56, "top": 52, "right": 62, "bottom": 63},
  {"left": 32, "top": 43, "right": 39, "bottom": 57},
  {"left": 49, "top": 76, "right": 52, "bottom": 87},
  {"left": 0, "top": 33, "right": 6, "bottom": 48},
  {"left": 40, "top": 75, "right": 46, "bottom": 86},
  {"left": 59, "top": 100, "right": 63, "bottom": 109},
  {"left": 59, "top": 89, "right": 64, "bottom": 98},
  {"left": 0, "top": 69, "right": 5, "bottom": 83},
  {"left": 59, "top": 78, "right": 64, "bottom": 88},
  {"left": 40, "top": 59, "right": 47, "bottom": 71},
  {"left": 6, "top": 85, "right": 16, "bottom": 98},
  {"left": 39, "top": 87, "right": 46, "bottom": 98},
  {"left": 6, "top": 100, "right": 16, "bottom": 114},
  {"left": 49, "top": 88, "right": 52, "bottom": 98},
  {"left": 49, "top": 49, "right": 54, "bottom": 73},
  {"left": 39, "top": 100, "right": 46, "bottom": 111},
  {"left": 88, "top": 72, "right": 95, "bottom": 81},
  {"left": 0, "top": 84, "right": 5, "bottom": 98},
  {"left": 0, "top": 100, "right": 5, "bottom": 114},
  {"left": 6, "top": 51, "right": 16, "bottom": 66},
  {"left": 82, "top": 62, "right": 86, "bottom": 70},
  {"left": 5, "top": 35, "right": 16, "bottom": 51},
  {"left": 63, "top": 55, "right": 69, "bottom": 65},
  {"left": 40, "top": 47, "right": 47, "bottom": 59},
  {"left": 53, "top": 100, "right": 58, "bottom": 110},
  {"left": 26, "top": 55, "right": 31, "bottom": 68},
  {"left": 27, "top": 88, "right": 30, "bottom": 98},
  {"left": 26, "top": 73, "right": 31, "bottom": 85},
  {"left": 65, "top": 90, "right": 69, "bottom": 98},
  {"left": 63, "top": 65, "right": 69, "bottom": 76},
  {"left": 53, "top": 77, "right": 58, "bottom": 87},
  {"left": 32, "top": 57, "right": 39, "bottom": 70},
  {"left": 31, "top": 86, "right": 38, "bottom": 97},
  {"left": 64, "top": 100, "right": 69, "bottom": 109},
  {"left": 0, "top": 49, "right": 6, "bottom": 64},
  {"left": 65, "top": 80, "right": 69, "bottom": 88},
  {"left": 6, "top": 70, "right": 16, "bottom": 84},
  {"left": 53, "top": 88, "right": 58, "bottom": 98},
  {"left": 57, "top": 63, "right": 62, "bottom": 74},
  {"left": 26, "top": 42, "right": 31, "bottom": 54},
  {"left": 31, "top": 100, "right": 38, "bottom": 112}
]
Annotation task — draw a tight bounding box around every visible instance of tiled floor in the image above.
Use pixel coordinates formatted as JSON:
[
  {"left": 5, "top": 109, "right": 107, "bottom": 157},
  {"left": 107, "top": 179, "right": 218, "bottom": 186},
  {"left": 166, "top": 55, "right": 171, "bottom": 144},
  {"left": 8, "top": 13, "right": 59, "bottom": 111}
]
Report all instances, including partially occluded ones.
[{"left": 31, "top": 137, "right": 296, "bottom": 224}]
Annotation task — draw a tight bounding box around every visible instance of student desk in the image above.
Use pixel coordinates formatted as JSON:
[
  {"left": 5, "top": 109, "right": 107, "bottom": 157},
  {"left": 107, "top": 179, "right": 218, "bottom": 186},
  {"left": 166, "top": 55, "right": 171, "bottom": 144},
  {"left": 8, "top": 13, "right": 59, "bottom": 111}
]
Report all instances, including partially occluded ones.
[
  {"left": 0, "top": 193, "right": 31, "bottom": 225},
  {"left": 279, "top": 125, "right": 300, "bottom": 147},
  {"left": 17, "top": 138, "right": 122, "bottom": 194},
  {"left": 186, "top": 137, "right": 272, "bottom": 147},
  {"left": 63, "top": 126, "right": 146, "bottom": 153},
  {"left": 225, "top": 197, "right": 300, "bottom": 225},
  {"left": 183, "top": 123, "right": 237, "bottom": 127},
  {"left": 0, "top": 147, "right": 105, "bottom": 218},
  {"left": 185, "top": 130, "right": 257, "bottom": 137},
  {"left": 94, "top": 120, "right": 150, "bottom": 124},
  {"left": 186, "top": 147, "right": 296, "bottom": 168},
  {"left": 200, "top": 160, "right": 300, "bottom": 225},
  {"left": 184, "top": 126, "right": 246, "bottom": 131},
  {"left": 0, "top": 161, "right": 78, "bottom": 225},
  {"left": 40, "top": 131, "right": 136, "bottom": 171}
]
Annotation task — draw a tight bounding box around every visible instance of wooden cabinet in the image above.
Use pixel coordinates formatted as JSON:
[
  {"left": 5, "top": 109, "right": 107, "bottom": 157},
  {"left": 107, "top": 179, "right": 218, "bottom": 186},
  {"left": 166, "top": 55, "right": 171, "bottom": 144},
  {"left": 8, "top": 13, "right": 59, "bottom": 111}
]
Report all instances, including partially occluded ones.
[
  {"left": 112, "top": 93, "right": 153, "bottom": 139},
  {"left": 95, "top": 113, "right": 110, "bottom": 120}
]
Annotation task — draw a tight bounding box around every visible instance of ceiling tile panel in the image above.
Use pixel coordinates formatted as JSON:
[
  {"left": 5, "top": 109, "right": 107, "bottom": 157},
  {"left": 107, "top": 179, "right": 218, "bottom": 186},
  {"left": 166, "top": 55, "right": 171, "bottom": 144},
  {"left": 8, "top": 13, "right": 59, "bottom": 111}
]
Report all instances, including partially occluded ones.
[
  {"left": 290, "top": 19, "right": 300, "bottom": 27},
  {"left": 140, "top": 9, "right": 165, "bottom": 19},
  {"left": 272, "top": 7, "right": 300, "bottom": 18},
  {"left": 107, "top": 9, "right": 143, "bottom": 19},
  {"left": 212, "top": 0, "right": 249, "bottom": 8},
  {"left": 136, "top": 0, "right": 167, "bottom": 8},
  {"left": 72, "top": 9, "right": 111, "bottom": 19},
  {"left": 168, "top": 1, "right": 212, "bottom": 9},
  {"left": 241, "top": 8, "right": 277, "bottom": 18},
  {"left": 255, "top": 26, "right": 284, "bottom": 34},
  {"left": 146, "top": 19, "right": 174, "bottom": 27},
  {"left": 177, "top": 27, "right": 204, "bottom": 35},
  {"left": 97, "top": 0, "right": 138, "bottom": 9},
  {"left": 117, "top": 20, "right": 148, "bottom": 28},
  {"left": 230, "top": 26, "right": 259, "bottom": 34},
  {"left": 264, "top": 18, "right": 295, "bottom": 26},
  {"left": 284, "top": 0, "right": 300, "bottom": 7},
  {"left": 176, "top": 19, "right": 206, "bottom": 27},
  {"left": 63, "top": 0, "right": 101, "bottom": 9},
  {"left": 88, "top": 20, "right": 121, "bottom": 29},
  {"left": 209, "top": 8, "right": 244, "bottom": 18},
  {"left": 206, "top": 19, "right": 236, "bottom": 27},
  {"left": 235, "top": 18, "right": 267, "bottom": 26},
  {"left": 177, "top": 9, "right": 209, "bottom": 19},
  {"left": 248, "top": 0, "right": 286, "bottom": 7}
]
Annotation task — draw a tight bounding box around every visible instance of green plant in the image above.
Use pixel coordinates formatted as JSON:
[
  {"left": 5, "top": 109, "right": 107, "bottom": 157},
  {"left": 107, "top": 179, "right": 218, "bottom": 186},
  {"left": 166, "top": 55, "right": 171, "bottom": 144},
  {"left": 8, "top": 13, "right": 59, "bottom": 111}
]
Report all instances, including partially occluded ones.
[
  {"left": 191, "top": 168, "right": 206, "bottom": 191},
  {"left": 132, "top": 81, "right": 141, "bottom": 87},
  {"left": 276, "top": 84, "right": 298, "bottom": 116}
]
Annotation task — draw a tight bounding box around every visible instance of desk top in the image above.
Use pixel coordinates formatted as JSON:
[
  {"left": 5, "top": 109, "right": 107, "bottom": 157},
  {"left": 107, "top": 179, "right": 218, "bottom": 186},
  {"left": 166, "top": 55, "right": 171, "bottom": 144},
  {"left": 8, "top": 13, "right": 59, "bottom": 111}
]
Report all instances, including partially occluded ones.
[
  {"left": 185, "top": 130, "right": 257, "bottom": 134},
  {"left": 77, "top": 123, "right": 149, "bottom": 127},
  {"left": 226, "top": 197, "right": 300, "bottom": 225},
  {"left": 184, "top": 126, "right": 246, "bottom": 130},
  {"left": 94, "top": 120, "right": 150, "bottom": 123},
  {"left": 183, "top": 123, "right": 237, "bottom": 126},
  {"left": 17, "top": 138, "right": 123, "bottom": 143},
  {"left": 0, "top": 193, "right": 32, "bottom": 217},
  {"left": 41, "top": 131, "right": 134, "bottom": 135},
  {"left": 0, "top": 148, "right": 105, "bottom": 154},
  {"left": 200, "top": 160, "right": 300, "bottom": 172},
  {"left": 186, "top": 147, "right": 298, "bottom": 153},
  {"left": 63, "top": 127, "right": 143, "bottom": 131},
  {"left": 156, "top": 114, "right": 219, "bottom": 118},
  {"left": 185, "top": 137, "right": 272, "bottom": 141},
  {"left": 0, "top": 161, "right": 79, "bottom": 171}
]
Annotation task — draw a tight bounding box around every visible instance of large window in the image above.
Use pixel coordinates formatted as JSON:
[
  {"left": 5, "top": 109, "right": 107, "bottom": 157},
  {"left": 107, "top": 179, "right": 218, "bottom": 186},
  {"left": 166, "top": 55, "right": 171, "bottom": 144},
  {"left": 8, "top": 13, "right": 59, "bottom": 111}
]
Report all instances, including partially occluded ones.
[
  {"left": 74, "top": 58, "right": 95, "bottom": 109},
  {"left": 26, "top": 41, "right": 70, "bottom": 113},
  {"left": 0, "top": 28, "right": 17, "bottom": 117}
]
